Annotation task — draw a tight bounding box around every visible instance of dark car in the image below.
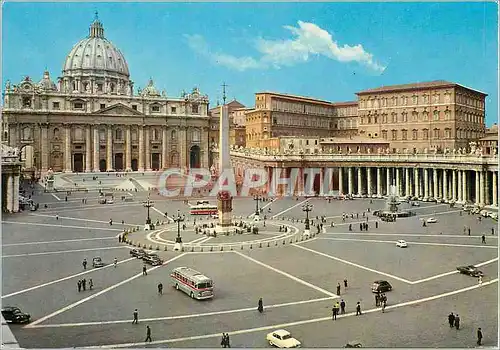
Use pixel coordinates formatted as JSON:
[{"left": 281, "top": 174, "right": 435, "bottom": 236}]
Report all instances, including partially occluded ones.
[
  {"left": 371, "top": 280, "right": 392, "bottom": 293},
  {"left": 1, "top": 306, "right": 31, "bottom": 324},
  {"left": 457, "top": 265, "right": 484, "bottom": 277},
  {"left": 130, "top": 249, "right": 146, "bottom": 258},
  {"left": 143, "top": 253, "right": 163, "bottom": 266}
]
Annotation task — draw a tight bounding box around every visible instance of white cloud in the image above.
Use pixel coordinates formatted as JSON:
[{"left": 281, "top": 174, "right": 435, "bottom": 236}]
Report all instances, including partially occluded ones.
[{"left": 186, "top": 21, "right": 385, "bottom": 73}]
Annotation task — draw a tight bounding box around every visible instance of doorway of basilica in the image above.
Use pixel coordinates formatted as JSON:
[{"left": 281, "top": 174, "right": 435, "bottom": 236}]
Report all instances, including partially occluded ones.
[
  {"left": 151, "top": 153, "right": 160, "bottom": 170},
  {"left": 50, "top": 151, "right": 63, "bottom": 172},
  {"left": 114, "top": 153, "right": 124, "bottom": 171},
  {"left": 99, "top": 159, "right": 106, "bottom": 172},
  {"left": 131, "top": 159, "right": 138, "bottom": 171},
  {"left": 73, "top": 153, "right": 84, "bottom": 173},
  {"left": 190, "top": 145, "right": 201, "bottom": 168}
]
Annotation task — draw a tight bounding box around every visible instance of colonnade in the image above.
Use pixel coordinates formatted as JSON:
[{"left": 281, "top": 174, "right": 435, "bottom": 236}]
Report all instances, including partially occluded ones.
[{"left": 3, "top": 173, "right": 20, "bottom": 213}]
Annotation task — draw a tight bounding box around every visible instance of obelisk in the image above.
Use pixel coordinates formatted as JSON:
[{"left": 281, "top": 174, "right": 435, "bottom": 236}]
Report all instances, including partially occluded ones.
[{"left": 217, "top": 99, "right": 233, "bottom": 228}]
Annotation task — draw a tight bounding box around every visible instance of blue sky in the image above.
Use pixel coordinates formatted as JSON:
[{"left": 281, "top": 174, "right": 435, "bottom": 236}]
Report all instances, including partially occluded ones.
[{"left": 2, "top": 2, "right": 498, "bottom": 125}]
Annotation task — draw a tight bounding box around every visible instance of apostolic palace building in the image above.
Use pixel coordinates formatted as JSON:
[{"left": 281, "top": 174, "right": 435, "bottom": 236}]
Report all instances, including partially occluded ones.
[{"left": 1, "top": 15, "right": 498, "bottom": 212}]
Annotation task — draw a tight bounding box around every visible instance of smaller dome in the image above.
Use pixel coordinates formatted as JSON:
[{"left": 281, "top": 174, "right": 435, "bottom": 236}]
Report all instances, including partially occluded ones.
[
  {"left": 38, "top": 71, "right": 57, "bottom": 91},
  {"left": 141, "top": 78, "right": 160, "bottom": 97}
]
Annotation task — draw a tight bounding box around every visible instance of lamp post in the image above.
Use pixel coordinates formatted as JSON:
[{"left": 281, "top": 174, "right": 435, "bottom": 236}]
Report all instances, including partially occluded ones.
[
  {"left": 254, "top": 195, "right": 261, "bottom": 217},
  {"left": 142, "top": 196, "right": 154, "bottom": 225},
  {"left": 173, "top": 209, "right": 186, "bottom": 244},
  {"left": 302, "top": 203, "right": 313, "bottom": 231}
]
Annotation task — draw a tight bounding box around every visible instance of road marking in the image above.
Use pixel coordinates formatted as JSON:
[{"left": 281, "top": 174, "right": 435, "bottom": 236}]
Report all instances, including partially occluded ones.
[
  {"left": 51, "top": 193, "right": 62, "bottom": 201},
  {"left": 293, "top": 244, "right": 413, "bottom": 284},
  {"left": 2, "top": 246, "right": 129, "bottom": 258},
  {"left": 28, "top": 213, "right": 139, "bottom": 226},
  {"left": 189, "top": 236, "right": 210, "bottom": 244},
  {"left": 1, "top": 221, "right": 123, "bottom": 232},
  {"left": 2, "top": 258, "right": 136, "bottom": 299},
  {"left": 2, "top": 237, "right": 115, "bottom": 247},
  {"left": 324, "top": 232, "right": 499, "bottom": 240},
  {"left": 316, "top": 237, "right": 498, "bottom": 249},
  {"left": 34, "top": 202, "right": 144, "bottom": 215},
  {"left": 233, "top": 251, "right": 337, "bottom": 297},
  {"left": 152, "top": 207, "right": 174, "bottom": 221},
  {"left": 83, "top": 278, "right": 498, "bottom": 348},
  {"left": 27, "top": 296, "right": 337, "bottom": 328},
  {"left": 25, "top": 254, "right": 187, "bottom": 328},
  {"left": 249, "top": 198, "right": 277, "bottom": 218},
  {"left": 272, "top": 198, "right": 310, "bottom": 219}
]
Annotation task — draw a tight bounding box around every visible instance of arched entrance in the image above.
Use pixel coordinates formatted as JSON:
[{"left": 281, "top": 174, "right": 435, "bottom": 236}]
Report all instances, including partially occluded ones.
[
  {"left": 131, "top": 159, "right": 138, "bottom": 171},
  {"left": 50, "top": 151, "right": 63, "bottom": 172},
  {"left": 20, "top": 145, "right": 35, "bottom": 169},
  {"left": 114, "top": 153, "right": 124, "bottom": 171},
  {"left": 99, "top": 159, "right": 106, "bottom": 172},
  {"left": 190, "top": 145, "right": 201, "bottom": 168},
  {"left": 73, "top": 153, "right": 84, "bottom": 173}
]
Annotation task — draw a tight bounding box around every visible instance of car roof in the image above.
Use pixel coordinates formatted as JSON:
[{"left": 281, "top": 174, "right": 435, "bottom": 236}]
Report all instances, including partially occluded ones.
[
  {"left": 273, "top": 329, "right": 291, "bottom": 336},
  {"left": 374, "top": 280, "right": 388, "bottom": 283}
]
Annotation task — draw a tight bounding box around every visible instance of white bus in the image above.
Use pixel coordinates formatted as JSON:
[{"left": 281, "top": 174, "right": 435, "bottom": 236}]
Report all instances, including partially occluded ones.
[
  {"left": 189, "top": 201, "right": 218, "bottom": 215},
  {"left": 170, "top": 267, "right": 214, "bottom": 300}
]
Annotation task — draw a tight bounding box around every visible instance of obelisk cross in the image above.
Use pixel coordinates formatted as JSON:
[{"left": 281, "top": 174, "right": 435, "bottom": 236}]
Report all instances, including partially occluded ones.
[{"left": 221, "top": 82, "right": 228, "bottom": 105}]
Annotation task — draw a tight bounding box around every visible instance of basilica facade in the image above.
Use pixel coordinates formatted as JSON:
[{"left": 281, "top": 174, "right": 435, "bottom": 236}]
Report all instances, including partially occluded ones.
[{"left": 2, "top": 16, "right": 210, "bottom": 175}]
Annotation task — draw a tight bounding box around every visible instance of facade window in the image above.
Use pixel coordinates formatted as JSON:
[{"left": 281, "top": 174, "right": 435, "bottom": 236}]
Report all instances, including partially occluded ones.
[
  {"left": 412, "top": 129, "right": 418, "bottom": 140},
  {"left": 411, "top": 112, "right": 418, "bottom": 121},
  {"left": 402, "top": 113, "right": 408, "bottom": 122},
  {"left": 74, "top": 128, "right": 83, "bottom": 141},
  {"left": 402, "top": 129, "right": 408, "bottom": 140},
  {"left": 444, "top": 110, "right": 451, "bottom": 120},
  {"left": 152, "top": 128, "right": 159, "bottom": 141},
  {"left": 52, "top": 102, "right": 60, "bottom": 110},
  {"left": 73, "top": 102, "right": 84, "bottom": 110},
  {"left": 423, "top": 95, "right": 429, "bottom": 103},
  {"left": 423, "top": 129, "right": 429, "bottom": 139},
  {"left": 392, "top": 113, "right": 397, "bottom": 123},
  {"left": 192, "top": 104, "right": 199, "bottom": 114},
  {"left": 97, "top": 84, "right": 103, "bottom": 92},
  {"left": 22, "top": 97, "right": 31, "bottom": 108},
  {"left": 392, "top": 97, "right": 397, "bottom": 106},
  {"left": 382, "top": 130, "right": 388, "bottom": 139},
  {"left": 53, "top": 128, "right": 60, "bottom": 140},
  {"left": 171, "top": 130, "right": 177, "bottom": 140},
  {"left": 374, "top": 116, "right": 378, "bottom": 124},
  {"left": 115, "top": 129, "right": 123, "bottom": 141},
  {"left": 132, "top": 105, "right": 138, "bottom": 110},
  {"left": 412, "top": 95, "right": 418, "bottom": 105},
  {"left": 171, "top": 106, "right": 177, "bottom": 114},
  {"left": 433, "top": 110, "right": 439, "bottom": 120},
  {"left": 433, "top": 94, "right": 440, "bottom": 103},
  {"left": 132, "top": 130, "right": 137, "bottom": 141},
  {"left": 433, "top": 128, "right": 440, "bottom": 138},
  {"left": 99, "top": 129, "right": 106, "bottom": 142},
  {"left": 100, "top": 104, "right": 106, "bottom": 109},
  {"left": 22, "top": 127, "right": 32, "bottom": 140},
  {"left": 422, "top": 111, "right": 429, "bottom": 121},
  {"left": 445, "top": 129, "right": 451, "bottom": 139},
  {"left": 151, "top": 105, "right": 160, "bottom": 113},
  {"left": 192, "top": 129, "right": 200, "bottom": 142},
  {"left": 391, "top": 130, "right": 397, "bottom": 140}
]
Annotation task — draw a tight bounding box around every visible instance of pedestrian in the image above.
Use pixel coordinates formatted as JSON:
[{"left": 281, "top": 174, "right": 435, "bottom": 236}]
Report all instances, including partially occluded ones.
[
  {"left": 118, "top": 235, "right": 122, "bottom": 243},
  {"left": 375, "top": 293, "right": 380, "bottom": 307},
  {"left": 359, "top": 223, "right": 363, "bottom": 231},
  {"left": 132, "top": 309, "right": 138, "bottom": 324},
  {"left": 82, "top": 278, "right": 86, "bottom": 291},
  {"left": 221, "top": 333, "right": 227, "bottom": 348},
  {"left": 381, "top": 299, "right": 386, "bottom": 313},
  {"left": 114, "top": 258, "right": 118, "bottom": 267},
  {"left": 89, "top": 278, "right": 93, "bottom": 290},
  {"left": 145, "top": 325, "right": 152, "bottom": 342},
  {"left": 349, "top": 224, "right": 352, "bottom": 231},
  {"left": 225, "top": 333, "right": 231, "bottom": 348},
  {"left": 468, "top": 228, "right": 471, "bottom": 236},
  {"left": 332, "top": 304, "right": 338, "bottom": 320},
  {"left": 481, "top": 235, "right": 486, "bottom": 244},
  {"left": 340, "top": 299, "right": 346, "bottom": 314},
  {"left": 82, "top": 259, "right": 87, "bottom": 270},
  {"left": 336, "top": 283, "right": 341, "bottom": 296},
  {"left": 56, "top": 214, "right": 59, "bottom": 220},
  {"left": 143, "top": 265, "right": 147, "bottom": 276},
  {"left": 375, "top": 221, "right": 378, "bottom": 229},
  {"left": 121, "top": 220, "right": 124, "bottom": 225},
  {"left": 454, "top": 314, "right": 460, "bottom": 330},
  {"left": 344, "top": 279, "right": 348, "bottom": 288},
  {"left": 478, "top": 275, "right": 483, "bottom": 285},
  {"left": 109, "top": 218, "right": 113, "bottom": 226},
  {"left": 258, "top": 298, "right": 263, "bottom": 313},
  {"left": 492, "top": 228, "right": 495, "bottom": 235},
  {"left": 158, "top": 282, "right": 163, "bottom": 294},
  {"left": 477, "top": 328, "right": 483, "bottom": 346},
  {"left": 448, "top": 312, "right": 455, "bottom": 328},
  {"left": 77, "top": 280, "right": 82, "bottom": 292},
  {"left": 356, "top": 302, "right": 362, "bottom": 316}
]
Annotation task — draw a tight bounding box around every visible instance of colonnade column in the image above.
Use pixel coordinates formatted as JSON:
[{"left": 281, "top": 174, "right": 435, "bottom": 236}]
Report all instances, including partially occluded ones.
[
  {"left": 338, "top": 167, "right": 344, "bottom": 195},
  {"left": 442, "top": 170, "right": 448, "bottom": 200},
  {"left": 405, "top": 168, "right": 410, "bottom": 197},
  {"left": 493, "top": 172, "right": 498, "bottom": 207},
  {"left": 485, "top": 171, "right": 490, "bottom": 205},
  {"left": 451, "top": 170, "right": 456, "bottom": 201},
  {"left": 6, "top": 175, "right": 14, "bottom": 212},
  {"left": 106, "top": 126, "right": 113, "bottom": 171},
  {"left": 367, "top": 167, "right": 372, "bottom": 196},
  {"left": 138, "top": 126, "right": 144, "bottom": 172},
  {"left": 479, "top": 171, "right": 485, "bottom": 205},
  {"left": 64, "top": 125, "right": 72, "bottom": 173},
  {"left": 84, "top": 126, "right": 91, "bottom": 172},
  {"left": 377, "top": 167, "right": 382, "bottom": 197},
  {"left": 432, "top": 169, "right": 438, "bottom": 199},
  {"left": 424, "top": 168, "right": 429, "bottom": 199},
  {"left": 93, "top": 126, "right": 99, "bottom": 172},
  {"left": 462, "top": 170, "right": 468, "bottom": 203},
  {"left": 395, "top": 168, "right": 401, "bottom": 196},
  {"left": 386, "top": 168, "right": 391, "bottom": 194},
  {"left": 475, "top": 171, "right": 480, "bottom": 205},
  {"left": 357, "top": 167, "right": 363, "bottom": 196},
  {"left": 457, "top": 171, "right": 462, "bottom": 202},
  {"left": 414, "top": 168, "right": 420, "bottom": 198},
  {"left": 162, "top": 128, "right": 168, "bottom": 170},
  {"left": 348, "top": 167, "right": 354, "bottom": 195},
  {"left": 126, "top": 127, "right": 132, "bottom": 171},
  {"left": 13, "top": 175, "right": 20, "bottom": 212},
  {"left": 145, "top": 127, "right": 151, "bottom": 171}
]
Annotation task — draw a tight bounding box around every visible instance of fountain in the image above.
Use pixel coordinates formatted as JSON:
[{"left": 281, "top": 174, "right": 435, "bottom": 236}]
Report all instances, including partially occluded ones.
[{"left": 374, "top": 185, "right": 412, "bottom": 220}]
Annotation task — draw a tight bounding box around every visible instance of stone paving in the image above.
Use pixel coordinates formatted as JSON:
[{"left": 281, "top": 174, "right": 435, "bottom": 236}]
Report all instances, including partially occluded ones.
[{"left": 1, "top": 175, "right": 498, "bottom": 348}]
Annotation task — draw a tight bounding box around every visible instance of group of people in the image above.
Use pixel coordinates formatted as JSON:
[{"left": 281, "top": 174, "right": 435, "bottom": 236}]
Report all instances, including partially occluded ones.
[
  {"left": 77, "top": 278, "right": 92, "bottom": 292},
  {"left": 375, "top": 292, "right": 387, "bottom": 312},
  {"left": 220, "top": 333, "right": 231, "bottom": 348}
]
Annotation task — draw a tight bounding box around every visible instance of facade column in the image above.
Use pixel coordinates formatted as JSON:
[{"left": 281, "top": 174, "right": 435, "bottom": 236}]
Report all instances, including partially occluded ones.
[
  {"left": 138, "top": 126, "right": 144, "bottom": 172},
  {"left": 367, "top": 167, "right": 372, "bottom": 196},
  {"left": 338, "top": 167, "right": 344, "bottom": 195},
  {"left": 424, "top": 168, "right": 429, "bottom": 199},
  {"left": 348, "top": 167, "right": 354, "bottom": 195},
  {"left": 6, "top": 175, "right": 14, "bottom": 212},
  {"left": 493, "top": 172, "right": 498, "bottom": 207},
  {"left": 395, "top": 168, "right": 401, "bottom": 196},
  {"left": 106, "top": 126, "right": 113, "bottom": 171},
  {"left": 180, "top": 127, "right": 188, "bottom": 171},
  {"left": 85, "top": 126, "right": 91, "bottom": 172},
  {"left": 377, "top": 167, "right": 382, "bottom": 197},
  {"left": 162, "top": 128, "right": 168, "bottom": 170},
  {"left": 13, "top": 175, "right": 20, "bottom": 212},
  {"left": 414, "top": 168, "right": 420, "bottom": 198},
  {"left": 386, "top": 168, "right": 391, "bottom": 195},
  {"left": 126, "top": 126, "right": 132, "bottom": 171},
  {"left": 405, "top": 168, "right": 410, "bottom": 197},
  {"left": 201, "top": 127, "right": 209, "bottom": 169},
  {"left": 93, "top": 126, "right": 99, "bottom": 172},
  {"left": 357, "top": 167, "right": 363, "bottom": 196},
  {"left": 433, "top": 169, "right": 438, "bottom": 199},
  {"left": 40, "top": 124, "right": 49, "bottom": 172},
  {"left": 475, "top": 170, "right": 480, "bottom": 205},
  {"left": 64, "top": 125, "right": 72, "bottom": 173},
  {"left": 145, "top": 127, "right": 151, "bottom": 171},
  {"left": 462, "top": 170, "right": 468, "bottom": 203}
]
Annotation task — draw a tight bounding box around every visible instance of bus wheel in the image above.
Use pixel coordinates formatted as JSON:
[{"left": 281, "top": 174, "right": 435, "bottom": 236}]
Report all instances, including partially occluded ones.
[
  {"left": 190, "top": 292, "right": 194, "bottom": 298},
  {"left": 175, "top": 284, "right": 179, "bottom": 290}
]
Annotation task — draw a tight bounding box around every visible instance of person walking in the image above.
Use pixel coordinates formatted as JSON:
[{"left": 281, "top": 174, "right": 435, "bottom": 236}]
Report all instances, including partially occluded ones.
[
  {"left": 492, "top": 228, "right": 495, "bottom": 235},
  {"left": 89, "top": 278, "right": 93, "bottom": 290},
  {"left": 381, "top": 299, "right": 386, "bottom": 313},
  {"left": 448, "top": 312, "right": 455, "bottom": 328},
  {"left": 225, "top": 333, "right": 231, "bottom": 348},
  {"left": 77, "top": 280, "right": 82, "bottom": 292},
  {"left": 481, "top": 235, "right": 486, "bottom": 244},
  {"left": 82, "top": 259, "right": 87, "bottom": 270},
  {"left": 221, "top": 333, "right": 227, "bottom": 348},
  {"left": 114, "top": 258, "right": 118, "bottom": 268},
  {"left": 375, "top": 293, "right": 380, "bottom": 307},
  {"left": 144, "top": 325, "right": 152, "bottom": 342},
  {"left": 454, "top": 314, "right": 460, "bottom": 330},
  {"left": 340, "top": 299, "right": 346, "bottom": 314},
  {"left": 336, "top": 283, "right": 341, "bottom": 296},
  {"left": 477, "top": 328, "right": 483, "bottom": 346},
  {"left": 356, "top": 302, "right": 362, "bottom": 315},
  {"left": 258, "top": 298, "right": 264, "bottom": 313},
  {"left": 332, "top": 304, "right": 338, "bottom": 320},
  {"left": 82, "top": 278, "right": 86, "bottom": 291},
  {"left": 478, "top": 275, "right": 483, "bottom": 285},
  {"left": 142, "top": 265, "right": 147, "bottom": 276},
  {"left": 158, "top": 282, "right": 163, "bottom": 295},
  {"left": 132, "top": 309, "right": 139, "bottom": 324}
]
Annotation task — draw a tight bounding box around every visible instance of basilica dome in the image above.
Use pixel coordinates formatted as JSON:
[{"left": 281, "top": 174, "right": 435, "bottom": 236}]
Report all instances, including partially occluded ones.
[{"left": 62, "top": 17, "right": 130, "bottom": 80}]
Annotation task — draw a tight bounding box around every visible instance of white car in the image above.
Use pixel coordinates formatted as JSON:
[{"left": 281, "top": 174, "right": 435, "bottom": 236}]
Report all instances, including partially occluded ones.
[
  {"left": 107, "top": 199, "right": 114, "bottom": 204},
  {"left": 426, "top": 217, "right": 437, "bottom": 223},
  {"left": 396, "top": 240, "right": 408, "bottom": 248},
  {"left": 266, "top": 329, "right": 301, "bottom": 348}
]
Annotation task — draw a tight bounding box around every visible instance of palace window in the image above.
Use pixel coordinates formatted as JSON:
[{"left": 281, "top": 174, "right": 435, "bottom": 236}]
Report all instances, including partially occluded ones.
[
  {"left": 151, "top": 105, "right": 160, "bottom": 113},
  {"left": 423, "top": 129, "right": 429, "bottom": 139},
  {"left": 412, "top": 112, "right": 418, "bottom": 121},
  {"left": 53, "top": 128, "right": 60, "bottom": 140},
  {"left": 412, "top": 129, "right": 418, "bottom": 140},
  {"left": 422, "top": 111, "right": 429, "bottom": 121},
  {"left": 132, "top": 105, "right": 138, "bottom": 110},
  {"left": 22, "top": 97, "right": 31, "bottom": 108},
  {"left": 433, "top": 94, "right": 440, "bottom": 103},
  {"left": 152, "top": 128, "right": 159, "bottom": 141},
  {"left": 402, "top": 129, "right": 408, "bottom": 140},
  {"left": 444, "top": 110, "right": 451, "bottom": 120},
  {"left": 402, "top": 112, "right": 408, "bottom": 122},
  {"left": 171, "top": 106, "right": 177, "bottom": 114},
  {"left": 192, "top": 104, "right": 199, "bottom": 114},
  {"left": 423, "top": 95, "right": 429, "bottom": 103},
  {"left": 100, "top": 104, "right": 106, "bottom": 109},
  {"left": 52, "top": 102, "right": 60, "bottom": 110},
  {"left": 73, "top": 101, "right": 84, "bottom": 110},
  {"left": 433, "top": 110, "right": 439, "bottom": 121},
  {"left": 412, "top": 95, "right": 418, "bottom": 105},
  {"left": 433, "top": 128, "right": 440, "bottom": 138},
  {"left": 392, "top": 113, "right": 397, "bottom": 123},
  {"left": 445, "top": 128, "right": 451, "bottom": 139},
  {"left": 382, "top": 130, "right": 388, "bottom": 139},
  {"left": 391, "top": 130, "right": 397, "bottom": 140}
]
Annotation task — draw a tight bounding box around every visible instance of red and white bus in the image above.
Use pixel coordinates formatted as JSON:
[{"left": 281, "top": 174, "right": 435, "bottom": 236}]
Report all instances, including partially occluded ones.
[
  {"left": 189, "top": 200, "right": 218, "bottom": 215},
  {"left": 170, "top": 267, "right": 214, "bottom": 300}
]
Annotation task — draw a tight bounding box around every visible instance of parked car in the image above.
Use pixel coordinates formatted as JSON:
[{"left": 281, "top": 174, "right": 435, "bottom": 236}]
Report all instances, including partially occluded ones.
[
  {"left": 92, "top": 257, "right": 104, "bottom": 268},
  {"left": 107, "top": 199, "right": 114, "bottom": 204},
  {"left": 371, "top": 280, "right": 392, "bottom": 293},
  {"left": 426, "top": 217, "right": 437, "bottom": 223},
  {"left": 143, "top": 253, "right": 163, "bottom": 266},
  {"left": 457, "top": 265, "right": 484, "bottom": 277},
  {"left": 130, "top": 248, "right": 147, "bottom": 258},
  {"left": 1, "top": 306, "right": 31, "bottom": 324},
  {"left": 411, "top": 202, "right": 420, "bottom": 207},
  {"left": 266, "top": 329, "right": 301, "bottom": 348},
  {"left": 396, "top": 240, "right": 408, "bottom": 248},
  {"left": 344, "top": 342, "right": 362, "bottom": 348}
]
